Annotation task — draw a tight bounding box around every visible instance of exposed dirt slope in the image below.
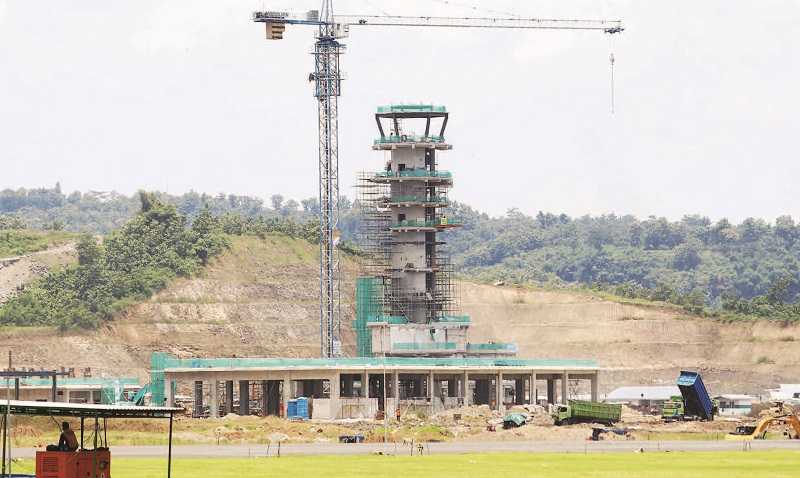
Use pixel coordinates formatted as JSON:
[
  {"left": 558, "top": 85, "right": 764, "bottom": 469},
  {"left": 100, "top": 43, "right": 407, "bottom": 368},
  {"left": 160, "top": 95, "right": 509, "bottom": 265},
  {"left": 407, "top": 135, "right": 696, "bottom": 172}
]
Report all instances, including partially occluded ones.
[
  {"left": 462, "top": 283, "right": 800, "bottom": 395},
  {"left": 0, "top": 235, "right": 357, "bottom": 381},
  {"left": 0, "top": 243, "right": 76, "bottom": 304},
  {"left": 1, "top": 236, "right": 797, "bottom": 396}
]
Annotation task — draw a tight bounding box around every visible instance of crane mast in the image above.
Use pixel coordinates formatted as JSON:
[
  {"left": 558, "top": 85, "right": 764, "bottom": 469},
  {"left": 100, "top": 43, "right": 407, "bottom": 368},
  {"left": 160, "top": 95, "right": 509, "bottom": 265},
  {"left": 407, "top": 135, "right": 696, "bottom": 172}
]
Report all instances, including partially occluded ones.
[
  {"left": 313, "top": 1, "right": 344, "bottom": 359},
  {"left": 253, "top": 3, "right": 623, "bottom": 359}
]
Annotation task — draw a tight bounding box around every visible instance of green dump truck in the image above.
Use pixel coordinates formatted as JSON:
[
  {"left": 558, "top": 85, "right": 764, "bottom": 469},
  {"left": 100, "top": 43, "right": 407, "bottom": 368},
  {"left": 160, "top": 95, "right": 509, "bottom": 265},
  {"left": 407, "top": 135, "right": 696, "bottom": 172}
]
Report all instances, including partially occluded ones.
[
  {"left": 661, "top": 396, "right": 685, "bottom": 421},
  {"left": 552, "top": 400, "right": 622, "bottom": 426}
]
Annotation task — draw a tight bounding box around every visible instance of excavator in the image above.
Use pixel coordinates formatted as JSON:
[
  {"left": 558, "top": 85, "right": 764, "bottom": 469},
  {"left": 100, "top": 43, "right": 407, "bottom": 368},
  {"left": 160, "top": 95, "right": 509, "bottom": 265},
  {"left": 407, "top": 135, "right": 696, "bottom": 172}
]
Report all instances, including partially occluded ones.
[{"left": 726, "top": 402, "right": 800, "bottom": 440}]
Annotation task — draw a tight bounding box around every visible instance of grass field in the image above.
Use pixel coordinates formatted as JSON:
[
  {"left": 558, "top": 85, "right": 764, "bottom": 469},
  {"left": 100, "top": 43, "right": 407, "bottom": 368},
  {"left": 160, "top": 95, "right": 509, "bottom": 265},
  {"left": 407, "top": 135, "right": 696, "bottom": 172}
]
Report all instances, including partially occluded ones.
[
  {"left": 0, "top": 230, "right": 75, "bottom": 257},
  {"left": 6, "top": 451, "right": 800, "bottom": 477}
]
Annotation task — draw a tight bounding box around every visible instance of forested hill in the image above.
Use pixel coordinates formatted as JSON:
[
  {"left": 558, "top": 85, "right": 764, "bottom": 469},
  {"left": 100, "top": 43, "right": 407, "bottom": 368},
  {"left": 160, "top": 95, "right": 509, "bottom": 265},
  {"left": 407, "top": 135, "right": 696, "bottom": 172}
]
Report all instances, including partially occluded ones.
[{"left": 2, "top": 185, "right": 799, "bottom": 319}]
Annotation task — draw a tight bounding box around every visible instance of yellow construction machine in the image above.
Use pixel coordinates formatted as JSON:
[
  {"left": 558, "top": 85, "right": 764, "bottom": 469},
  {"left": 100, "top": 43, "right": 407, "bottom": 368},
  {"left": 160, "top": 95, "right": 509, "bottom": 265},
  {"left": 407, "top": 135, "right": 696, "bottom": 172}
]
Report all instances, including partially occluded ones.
[{"left": 726, "top": 402, "right": 800, "bottom": 440}]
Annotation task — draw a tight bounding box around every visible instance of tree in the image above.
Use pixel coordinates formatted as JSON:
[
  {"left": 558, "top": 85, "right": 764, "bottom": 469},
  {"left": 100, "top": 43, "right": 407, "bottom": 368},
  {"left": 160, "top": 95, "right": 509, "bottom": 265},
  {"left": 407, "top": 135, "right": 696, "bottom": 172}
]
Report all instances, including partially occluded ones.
[
  {"left": 301, "top": 198, "right": 319, "bottom": 214},
  {"left": 673, "top": 240, "right": 702, "bottom": 271},
  {"left": 270, "top": 194, "right": 284, "bottom": 211},
  {"left": 76, "top": 234, "right": 102, "bottom": 266}
]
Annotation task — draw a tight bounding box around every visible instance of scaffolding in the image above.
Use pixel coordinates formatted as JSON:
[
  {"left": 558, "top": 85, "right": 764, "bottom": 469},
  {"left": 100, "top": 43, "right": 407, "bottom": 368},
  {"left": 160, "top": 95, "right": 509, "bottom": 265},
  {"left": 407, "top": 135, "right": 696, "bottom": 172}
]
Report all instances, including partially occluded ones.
[{"left": 355, "top": 105, "right": 465, "bottom": 335}]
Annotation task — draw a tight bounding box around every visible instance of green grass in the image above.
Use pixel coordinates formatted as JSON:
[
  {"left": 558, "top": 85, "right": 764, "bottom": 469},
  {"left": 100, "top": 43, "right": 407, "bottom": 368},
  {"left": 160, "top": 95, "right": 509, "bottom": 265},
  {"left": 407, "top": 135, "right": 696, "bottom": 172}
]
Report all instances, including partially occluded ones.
[
  {"left": 0, "top": 230, "right": 75, "bottom": 257},
  {"left": 7, "top": 451, "right": 800, "bottom": 477}
]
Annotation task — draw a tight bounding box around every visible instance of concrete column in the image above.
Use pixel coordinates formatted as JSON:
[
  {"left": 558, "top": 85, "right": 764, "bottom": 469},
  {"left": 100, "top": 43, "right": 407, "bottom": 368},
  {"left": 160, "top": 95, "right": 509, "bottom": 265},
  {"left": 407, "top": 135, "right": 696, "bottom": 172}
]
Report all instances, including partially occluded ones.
[
  {"left": 393, "top": 372, "right": 400, "bottom": 401},
  {"left": 546, "top": 379, "right": 555, "bottom": 404},
  {"left": 13, "top": 379, "right": 19, "bottom": 400},
  {"left": 261, "top": 381, "right": 268, "bottom": 417},
  {"left": 462, "top": 372, "right": 470, "bottom": 406},
  {"left": 282, "top": 375, "right": 292, "bottom": 417},
  {"left": 515, "top": 378, "right": 524, "bottom": 405},
  {"left": 428, "top": 371, "right": 435, "bottom": 399},
  {"left": 496, "top": 372, "right": 504, "bottom": 412},
  {"left": 447, "top": 379, "right": 456, "bottom": 397},
  {"left": 530, "top": 372, "right": 537, "bottom": 405},
  {"left": 361, "top": 370, "right": 369, "bottom": 398},
  {"left": 239, "top": 380, "right": 250, "bottom": 415},
  {"left": 193, "top": 381, "right": 204, "bottom": 418},
  {"left": 330, "top": 373, "right": 341, "bottom": 419},
  {"left": 591, "top": 372, "right": 599, "bottom": 402},
  {"left": 165, "top": 378, "right": 174, "bottom": 407},
  {"left": 225, "top": 380, "right": 234, "bottom": 414},
  {"left": 209, "top": 380, "right": 219, "bottom": 418},
  {"left": 64, "top": 389, "right": 71, "bottom": 404},
  {"left": 561, "top": 371, "right": 569, "bottom": 404}
]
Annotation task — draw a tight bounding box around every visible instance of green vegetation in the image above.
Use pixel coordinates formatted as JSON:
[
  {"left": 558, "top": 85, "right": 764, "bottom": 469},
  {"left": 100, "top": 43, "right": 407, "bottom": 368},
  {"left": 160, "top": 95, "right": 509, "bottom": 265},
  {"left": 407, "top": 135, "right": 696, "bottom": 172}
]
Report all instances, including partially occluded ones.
[
  {"left": 446, "top": 205, "right": 800, "bottom": 321},
  {"left": 4, "top": 185, "right": 800, "bottom": 321},
  {"left": 8, "top": 451, "right": 800, "bottom": 478},
  {"left": 0, "top": 229, "right": 75, "bottom": 257},
  {"left": 0, "top": 193, "right": 229, "bottom": 330}
]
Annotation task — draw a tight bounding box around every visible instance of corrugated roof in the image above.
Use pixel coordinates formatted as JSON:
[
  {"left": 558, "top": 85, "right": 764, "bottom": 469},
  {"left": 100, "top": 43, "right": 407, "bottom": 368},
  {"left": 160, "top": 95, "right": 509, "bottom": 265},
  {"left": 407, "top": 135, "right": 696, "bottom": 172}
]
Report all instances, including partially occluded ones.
[
  {"left": 0, "top": 400, "right": 181, "bottom": 418},
  {"left": 715, "top": 394, "right": 756, "bottom": 401},
  {"left": 606, "top": 386, "right": 680, "bottom": 401}
]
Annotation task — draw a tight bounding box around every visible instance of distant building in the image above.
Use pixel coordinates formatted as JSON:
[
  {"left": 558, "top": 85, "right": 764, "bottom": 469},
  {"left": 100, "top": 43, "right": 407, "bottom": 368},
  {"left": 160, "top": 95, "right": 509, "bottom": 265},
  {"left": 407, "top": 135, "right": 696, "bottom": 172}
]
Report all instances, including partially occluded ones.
[
  {"left": 766, "top": 384, "right": 800, "bottom": 401},
  {"left": 0, "top": 377, "right": 141, "bottom": 404},
  {"left": 605, "top": 385, "right": 680, "bottom": 408},
  {"left": 714, "top": 394, "right": 756, "bottom": 416}
]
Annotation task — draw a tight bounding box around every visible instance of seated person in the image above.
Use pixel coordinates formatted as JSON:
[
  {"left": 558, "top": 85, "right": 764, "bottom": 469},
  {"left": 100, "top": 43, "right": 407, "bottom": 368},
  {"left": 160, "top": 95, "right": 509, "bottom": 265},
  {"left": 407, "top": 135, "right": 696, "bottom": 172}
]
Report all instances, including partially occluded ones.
[{"left": 58, "top": 422, "right": 79, "bottom": 452}]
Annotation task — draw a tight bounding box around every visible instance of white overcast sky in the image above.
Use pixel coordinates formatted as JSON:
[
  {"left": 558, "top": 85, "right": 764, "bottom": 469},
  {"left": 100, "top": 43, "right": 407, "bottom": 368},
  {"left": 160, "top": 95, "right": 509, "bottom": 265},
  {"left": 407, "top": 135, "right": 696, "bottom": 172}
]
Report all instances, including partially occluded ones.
[{"left": 2, "top": 1, "right": 798, "bottom": 221}]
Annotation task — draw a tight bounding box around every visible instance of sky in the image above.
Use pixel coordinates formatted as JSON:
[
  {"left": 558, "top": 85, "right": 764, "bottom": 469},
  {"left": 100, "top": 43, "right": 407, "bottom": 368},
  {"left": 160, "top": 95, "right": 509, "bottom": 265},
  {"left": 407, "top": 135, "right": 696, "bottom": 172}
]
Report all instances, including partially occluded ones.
[{"left": 1, "top": 1, "right": 798, "bottom": 222}]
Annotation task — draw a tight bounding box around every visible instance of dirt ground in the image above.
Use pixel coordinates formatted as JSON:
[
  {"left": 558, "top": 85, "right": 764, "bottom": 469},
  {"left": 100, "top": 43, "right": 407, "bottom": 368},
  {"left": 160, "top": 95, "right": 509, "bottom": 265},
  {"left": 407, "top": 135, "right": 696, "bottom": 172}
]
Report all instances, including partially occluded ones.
[
  {"left": 0, "top": 243, "right": 76, "bottom": 304},
  {"left": 5, "top": 404, "right": 767, "bottom": 449}
]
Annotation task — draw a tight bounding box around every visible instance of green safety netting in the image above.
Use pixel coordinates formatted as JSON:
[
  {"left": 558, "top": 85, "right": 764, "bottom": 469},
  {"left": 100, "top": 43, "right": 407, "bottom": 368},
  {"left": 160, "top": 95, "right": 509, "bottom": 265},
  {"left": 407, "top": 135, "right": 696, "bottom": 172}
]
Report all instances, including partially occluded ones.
[
  {"left": 437, "top": 315, "right": 471, "bottom": 323},
  {"left": 355, "top": 277, "right": 384, "bottom": 357},
  {"left": 391, "top": 217, "right": 462, "bottom": 228},
  {"left": 387, "top": 195, "right": 448, "bottom": 204},
  {"left": 374, "top": 170, "right": 452, "bottom": 179}
]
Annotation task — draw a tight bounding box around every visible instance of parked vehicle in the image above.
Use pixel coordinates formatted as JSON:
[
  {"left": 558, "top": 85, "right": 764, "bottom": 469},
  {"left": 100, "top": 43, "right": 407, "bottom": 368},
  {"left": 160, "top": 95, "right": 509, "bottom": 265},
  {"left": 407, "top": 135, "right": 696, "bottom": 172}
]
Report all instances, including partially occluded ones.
[{"left": 552, "top": 399, "right": 622, "bottom": 426}]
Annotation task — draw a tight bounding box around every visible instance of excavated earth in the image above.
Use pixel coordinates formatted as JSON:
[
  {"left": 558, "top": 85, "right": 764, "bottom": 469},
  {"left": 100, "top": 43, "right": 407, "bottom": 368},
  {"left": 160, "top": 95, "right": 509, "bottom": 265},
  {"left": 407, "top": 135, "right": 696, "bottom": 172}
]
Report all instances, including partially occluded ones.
[{"left": 1, "top": 234, "right": 798, "bottom": 396}]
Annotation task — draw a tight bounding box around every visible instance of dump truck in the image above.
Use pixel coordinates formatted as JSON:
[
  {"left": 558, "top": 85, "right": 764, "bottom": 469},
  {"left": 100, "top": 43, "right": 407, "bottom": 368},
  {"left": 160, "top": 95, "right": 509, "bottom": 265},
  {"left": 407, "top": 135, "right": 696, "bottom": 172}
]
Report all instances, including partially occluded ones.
[
  {"left": 676, "top": 370, "right": 717, "bottom": 421},
  {"left": 552, "top": 399, "right": 622, "bottom": 426},
  {"left": 661, "top": 395, "right": 685, "bottom": 421}
]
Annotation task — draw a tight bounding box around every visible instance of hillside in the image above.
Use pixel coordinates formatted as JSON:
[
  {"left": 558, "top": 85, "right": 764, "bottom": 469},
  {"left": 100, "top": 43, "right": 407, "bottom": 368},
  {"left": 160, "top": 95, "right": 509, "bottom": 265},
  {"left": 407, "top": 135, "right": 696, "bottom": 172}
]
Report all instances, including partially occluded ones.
[
  {"left": 0, "top": 234, "right": 797, "bottom": 395},
  {"left": 462, "top": 283, "right": 800, "bottom": 395},
  {"left": 0, "top": 235, "right": 357, "bottom": 381}
]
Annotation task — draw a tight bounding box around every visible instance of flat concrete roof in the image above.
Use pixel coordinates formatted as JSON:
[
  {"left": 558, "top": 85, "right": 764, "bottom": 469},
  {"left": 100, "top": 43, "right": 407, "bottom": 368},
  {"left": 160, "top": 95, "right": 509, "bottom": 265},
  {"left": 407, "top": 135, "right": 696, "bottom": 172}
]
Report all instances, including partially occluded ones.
[{"left": 162, "top": 357, "right": 599, "bottom": 375}]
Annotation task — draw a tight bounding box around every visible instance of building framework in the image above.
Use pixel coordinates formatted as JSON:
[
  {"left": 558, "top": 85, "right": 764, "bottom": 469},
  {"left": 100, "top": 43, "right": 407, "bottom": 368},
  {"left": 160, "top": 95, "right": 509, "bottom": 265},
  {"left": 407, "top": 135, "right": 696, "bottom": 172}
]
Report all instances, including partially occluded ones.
[
  {"left": 155, "top": 354, "right": 600, "bottom": 419},
  {"left": 355, "top": 105, "right": 514, "bottom": 358}
]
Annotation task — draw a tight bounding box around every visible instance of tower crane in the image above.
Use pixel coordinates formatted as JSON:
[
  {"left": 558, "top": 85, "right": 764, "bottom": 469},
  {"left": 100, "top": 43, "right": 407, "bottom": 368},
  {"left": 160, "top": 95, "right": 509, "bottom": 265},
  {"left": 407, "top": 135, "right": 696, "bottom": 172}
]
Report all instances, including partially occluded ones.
[{"left": 253, "top": 2, "right": 624, "bottom": 358}]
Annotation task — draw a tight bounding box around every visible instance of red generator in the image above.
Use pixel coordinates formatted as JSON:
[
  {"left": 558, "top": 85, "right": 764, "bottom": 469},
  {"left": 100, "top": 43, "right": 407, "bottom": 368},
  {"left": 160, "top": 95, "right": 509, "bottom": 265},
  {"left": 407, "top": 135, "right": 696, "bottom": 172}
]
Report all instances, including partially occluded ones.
[{"left": 36, "top": 449, "right": 111, "bottom": 478}]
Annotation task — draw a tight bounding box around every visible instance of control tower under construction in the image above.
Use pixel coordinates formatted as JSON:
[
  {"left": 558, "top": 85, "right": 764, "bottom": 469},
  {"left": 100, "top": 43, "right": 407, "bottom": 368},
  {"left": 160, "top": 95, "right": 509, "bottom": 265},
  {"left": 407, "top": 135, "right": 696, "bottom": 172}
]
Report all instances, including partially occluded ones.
[{"left": 355, "top": 104, "right": 516, "bottom": 358}]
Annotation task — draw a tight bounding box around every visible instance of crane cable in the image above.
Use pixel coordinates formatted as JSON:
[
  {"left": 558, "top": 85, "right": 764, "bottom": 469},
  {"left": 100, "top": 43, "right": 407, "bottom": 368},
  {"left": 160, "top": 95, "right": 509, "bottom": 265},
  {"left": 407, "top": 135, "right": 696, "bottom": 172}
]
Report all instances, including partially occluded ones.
[{"left": 609, "top": 32, "right": 617, "bottom": 115}]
